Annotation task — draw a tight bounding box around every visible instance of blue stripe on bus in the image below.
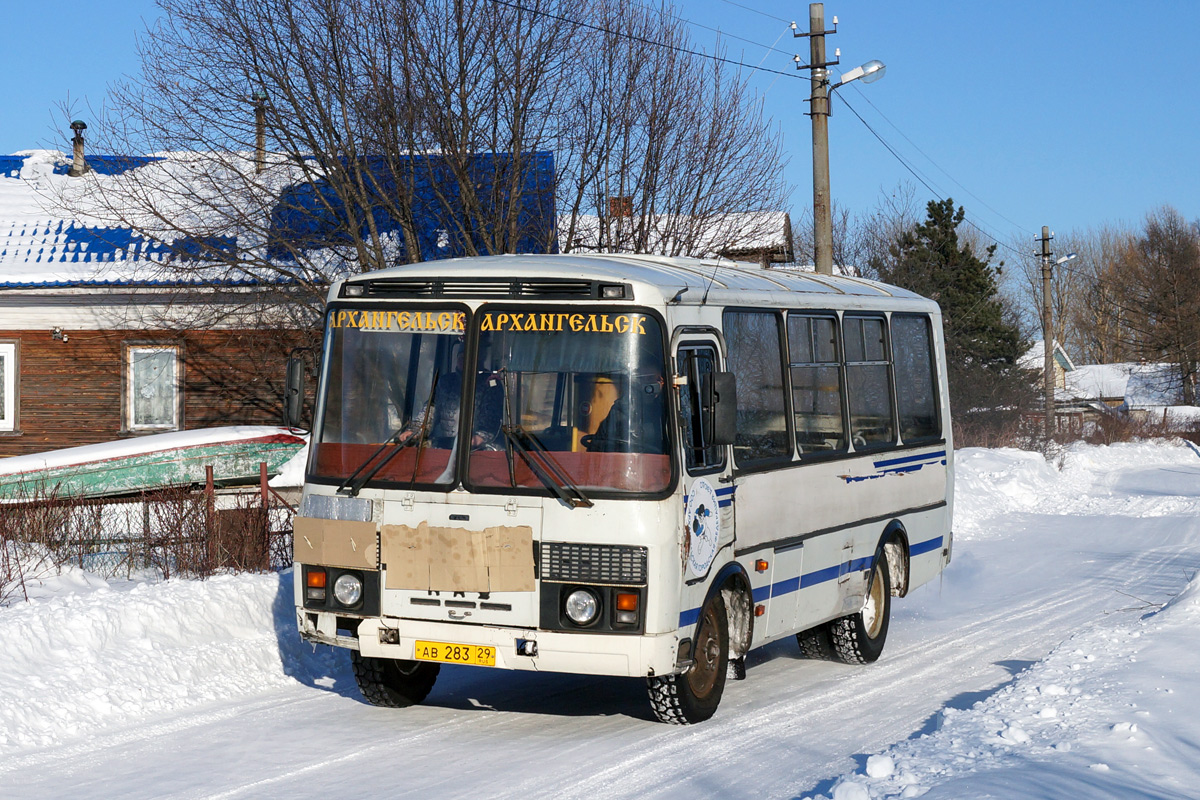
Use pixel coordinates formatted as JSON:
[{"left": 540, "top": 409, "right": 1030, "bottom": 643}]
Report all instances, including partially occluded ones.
[
  {"left": 684, "top": 485, "right": 737, "bottom": 508},
  {"left": 679, "top": 607, "right": 702, "bottom": 627},
  {"left": 873, "top": 450, "right": 946, "bottom": 469},
  {"left": 771, "top": 576, "right": 800, "bottom": 597},
  {"left": 909, "top": 536, "right": 944, "bottom": 556},
  {"left": 678, "top": 553, "right": 882, "bottom": 627}
]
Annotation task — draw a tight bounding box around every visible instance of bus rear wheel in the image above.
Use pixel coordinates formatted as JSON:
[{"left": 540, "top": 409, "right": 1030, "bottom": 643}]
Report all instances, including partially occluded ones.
[
  {"left": 647, "top": 593, "right": 729, "bottom": 724},
  {"left": 829, "top": 554, "right": 891, "bottom": 665},
  {"left": 796, "top": 624, "right": 834, "bottom": 659},
  {"left": 351, "top": 651, "right": 440, "bottom": 707}
]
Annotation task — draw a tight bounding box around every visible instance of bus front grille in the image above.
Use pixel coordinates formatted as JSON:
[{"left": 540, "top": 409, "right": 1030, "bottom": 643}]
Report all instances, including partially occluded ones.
[{"left": 540, "top": 542, "right": 648, "bottom": 586}]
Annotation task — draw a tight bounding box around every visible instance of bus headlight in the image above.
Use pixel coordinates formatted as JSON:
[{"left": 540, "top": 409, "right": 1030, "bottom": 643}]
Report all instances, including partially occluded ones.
[
  {"left": 333, "top": 573, "right": 363, "bottom": 606},
  {"left": 564, "top": 589, "right": 600, "bottom": 625}
]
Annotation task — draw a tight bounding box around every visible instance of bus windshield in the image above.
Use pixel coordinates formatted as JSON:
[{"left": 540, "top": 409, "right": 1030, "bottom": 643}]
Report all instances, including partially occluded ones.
[
  {"left": 309, "top": 307, "right": 468, "bottom": 489},
  {"left": 467, "top": 309, "right": 672, "bottom": 495}
]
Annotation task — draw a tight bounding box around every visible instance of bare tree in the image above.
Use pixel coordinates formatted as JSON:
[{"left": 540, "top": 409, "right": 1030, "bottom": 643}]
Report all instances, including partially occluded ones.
[
  {"left": 1009, "top": 222, "right": 1137, "bottom": 365},
  {"left": 556, "top": 0, "right": 789, "bottom": 257},
  {"left": 48, "top": 0, "right": 789, "bottom": 316},
  {"left": 1109, "top": 207, "right": 1200, "bottom": 404}
]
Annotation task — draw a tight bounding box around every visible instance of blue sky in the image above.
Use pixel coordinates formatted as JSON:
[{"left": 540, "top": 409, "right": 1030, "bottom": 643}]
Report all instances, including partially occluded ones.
[{"left": 4, "top": 0, "right": 1197, "bottom": 255}]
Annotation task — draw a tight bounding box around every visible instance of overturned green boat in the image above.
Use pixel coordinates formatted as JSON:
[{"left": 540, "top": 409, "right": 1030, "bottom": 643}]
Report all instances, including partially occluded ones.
[{"left": 0, "top": 427, "right": 307, "bottom": 501}]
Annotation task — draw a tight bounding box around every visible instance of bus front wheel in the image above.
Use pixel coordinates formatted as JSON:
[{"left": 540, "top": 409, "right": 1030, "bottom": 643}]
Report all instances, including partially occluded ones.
[
  {"left": 829, "top": 554, "right": 892, "bottom": 664},
  {"left": 647, "top": 593, "right": 729, "bottom": 724},
  {"left": 351, "top": 651, "right": 440, "bottom": 707}
]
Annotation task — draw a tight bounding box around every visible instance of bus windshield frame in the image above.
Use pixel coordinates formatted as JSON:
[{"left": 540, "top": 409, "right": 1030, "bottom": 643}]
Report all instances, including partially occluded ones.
[{"left": 306, "top": 302, "right": 677, "bottom": 500}]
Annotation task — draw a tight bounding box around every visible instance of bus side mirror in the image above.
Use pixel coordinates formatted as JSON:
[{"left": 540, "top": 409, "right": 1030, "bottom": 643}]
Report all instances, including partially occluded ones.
[
  {"left": 284, "top": 356, "right": 306, "bottom": 429},
  {"left": 702, "top": 371, "right": 738, "bottom": 446}
]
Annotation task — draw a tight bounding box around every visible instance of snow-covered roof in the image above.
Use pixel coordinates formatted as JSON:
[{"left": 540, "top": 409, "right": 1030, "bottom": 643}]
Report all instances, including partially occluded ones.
[
  {"left": 561, "top": 211, "right": 792, "bottom": 260},
  {"left": 0, "top": 150, "right": 275, "bottom": 289},
  {"left": 1019, "top": 340, "right": 1076, "bottom": 373},
  {"left": 1063, "top": 362, "right": 1186, "bottom": 407}
]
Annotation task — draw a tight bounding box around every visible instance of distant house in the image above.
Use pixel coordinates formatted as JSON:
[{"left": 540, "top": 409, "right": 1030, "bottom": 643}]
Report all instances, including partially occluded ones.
[
  {"left": 0, "top": 148, "right": 558, "bottom": 458},
  {"left": 561, "top": 209, "right": 793, "bottom": 265},
  {"left": 0, "top": 151, "right": 306, "bottom": 457},
  {"left": 1019, "top": 340, "right": 1076, "bottom": 391}
]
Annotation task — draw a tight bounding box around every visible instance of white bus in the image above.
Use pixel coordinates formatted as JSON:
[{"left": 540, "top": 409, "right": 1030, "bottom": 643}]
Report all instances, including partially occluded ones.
[{"left": 291, "top": 253, "right": 953, "bottom": 724}]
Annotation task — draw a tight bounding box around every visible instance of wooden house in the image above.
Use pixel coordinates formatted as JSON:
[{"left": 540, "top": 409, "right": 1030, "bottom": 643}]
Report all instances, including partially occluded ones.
[
  {"left": 1, "top": 148, "right": 559, "bottom": 458},
  {"left": 0, "top": 154, "right": 304, "bottom": 457}
]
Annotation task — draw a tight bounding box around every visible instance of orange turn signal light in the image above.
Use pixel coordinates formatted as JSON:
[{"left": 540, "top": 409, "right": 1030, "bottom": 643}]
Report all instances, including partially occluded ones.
[
  {"left": 754, "top": 604, "right": 766, "bottom": 617},
  {"left": 306, "top": 570, "right": 327, "bottom": 588},
  {"left": 755, "top": 559, "right": 769, "bottom": 573},
  {"left": 616, "top": 593, "right": 639, "bottom": 612}
]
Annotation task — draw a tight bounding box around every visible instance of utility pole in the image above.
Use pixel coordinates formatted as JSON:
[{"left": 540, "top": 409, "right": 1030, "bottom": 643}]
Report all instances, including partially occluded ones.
[
  {"left": 1038, "top": 226, "right": 1054, "bottom": 439},
  {"left": 795, "top": 6, "right": 884, "bottom": 275},
  {"left": 807, "top": 4, "right": 833, "bottom": 275}
]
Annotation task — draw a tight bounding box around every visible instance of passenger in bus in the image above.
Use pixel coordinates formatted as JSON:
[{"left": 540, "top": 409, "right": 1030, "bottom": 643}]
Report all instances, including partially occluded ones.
[
  {"left": 399, "top": 370, "right": 503, "bottom": 450},
  {"left": 469, "top": 372, "right": 504, "bottom": 450}
]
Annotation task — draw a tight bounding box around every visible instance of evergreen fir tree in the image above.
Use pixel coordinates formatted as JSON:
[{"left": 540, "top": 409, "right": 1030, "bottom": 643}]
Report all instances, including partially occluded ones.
[{"left": 877, "top": 198, "right": 1032, "bottom": 438}]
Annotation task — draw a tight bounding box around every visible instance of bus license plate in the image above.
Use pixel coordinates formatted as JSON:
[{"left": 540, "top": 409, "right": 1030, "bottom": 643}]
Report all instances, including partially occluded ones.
[{"left": 412, "top": 640, "right": 496, "bottom": 667}]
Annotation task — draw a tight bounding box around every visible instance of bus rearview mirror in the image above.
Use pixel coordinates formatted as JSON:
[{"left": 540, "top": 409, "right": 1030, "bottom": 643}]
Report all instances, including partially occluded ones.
[
  {"left": 285, "top": 356, "right": 306, "bottom": 429},
  {"left": 704, "top": 371, "right": 738, "bottom": 446}
]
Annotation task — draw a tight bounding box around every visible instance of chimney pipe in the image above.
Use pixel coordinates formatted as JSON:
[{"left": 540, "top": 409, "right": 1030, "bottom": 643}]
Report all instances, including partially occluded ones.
[{"left": 68, "top": 120, "right": 89, "bottom": 177}]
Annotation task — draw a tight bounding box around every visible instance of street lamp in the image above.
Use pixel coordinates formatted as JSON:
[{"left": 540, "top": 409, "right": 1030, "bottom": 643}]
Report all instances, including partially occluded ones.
[
  {"left": 795, "top": 4, "right": 885, "bottom": 275},
  {"left": 833, "top": 59, "right": 886, "bottom": 89}
]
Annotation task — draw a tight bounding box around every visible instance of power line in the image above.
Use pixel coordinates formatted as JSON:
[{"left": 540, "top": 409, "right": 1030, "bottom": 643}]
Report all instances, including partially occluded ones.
[
  {"left": 845, "top": 85, "right": 1035, "bottom": 237},
  {"left": 489, "top": 0, "right": 1029, "bottom": 254},
  {"left": 489, "top": 0, "right": 807, "bottom": 80},
  {"left": 837, "top": 93, "right": 1027, "bottom": 259},
  {"left": 716, "top": 0, "right": 791, "bottom": 25}
]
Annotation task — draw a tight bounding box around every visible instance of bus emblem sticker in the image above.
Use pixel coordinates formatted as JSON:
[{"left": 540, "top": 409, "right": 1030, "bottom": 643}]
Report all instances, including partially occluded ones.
[{"left": 686, "top": 478, "right": 721, "bottom": 577}]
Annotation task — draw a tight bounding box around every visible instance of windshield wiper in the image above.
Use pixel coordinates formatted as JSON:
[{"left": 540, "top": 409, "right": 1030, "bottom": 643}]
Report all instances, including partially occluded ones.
[
  {"left": 335, "top": 425, "right": 419, "bottom": 497},
  {"left": 337, "top": 370, "right": 440, "bottom": 497},
  {"left": 499, "top": 423, "right": 593, "bottom": 509}
]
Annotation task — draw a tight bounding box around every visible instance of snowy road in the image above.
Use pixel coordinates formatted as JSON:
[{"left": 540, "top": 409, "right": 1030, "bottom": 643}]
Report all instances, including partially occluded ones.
[{"left": 4, "top": 442, "right": 1200, "bottom": 799}]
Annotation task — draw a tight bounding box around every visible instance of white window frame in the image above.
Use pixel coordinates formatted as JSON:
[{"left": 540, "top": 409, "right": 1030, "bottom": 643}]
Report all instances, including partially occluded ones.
[
  {"left": 125, "top": 344, "right": 182, "bottom": 432},
  {"left": 0, "top": 341, "right": 16, "bottom": 432}
]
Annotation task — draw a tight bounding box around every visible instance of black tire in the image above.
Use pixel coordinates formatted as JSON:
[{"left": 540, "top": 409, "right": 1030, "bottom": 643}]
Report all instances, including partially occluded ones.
[
  {"left": 647, "top": 593, "right": 728, "bottom": 724},
  {"left": 351, "top": 650, "right": 440, "bottom": 708},
  {"left": 796, "top": 623, "right": 834, "bottom": 660},
  {"left": 829, "top": 553, "right": 891, "bottom": 665}
]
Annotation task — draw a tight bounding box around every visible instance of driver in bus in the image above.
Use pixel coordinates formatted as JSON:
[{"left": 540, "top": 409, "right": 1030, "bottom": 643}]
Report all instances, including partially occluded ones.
[{"left": 587, "top": 369, "right": 667, "bottom": 454}]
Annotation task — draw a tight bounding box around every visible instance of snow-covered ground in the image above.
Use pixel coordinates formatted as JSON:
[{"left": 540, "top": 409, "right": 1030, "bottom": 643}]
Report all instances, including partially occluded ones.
[{"left": 2, "top": 441, "right": 1199, "bottom": 799}]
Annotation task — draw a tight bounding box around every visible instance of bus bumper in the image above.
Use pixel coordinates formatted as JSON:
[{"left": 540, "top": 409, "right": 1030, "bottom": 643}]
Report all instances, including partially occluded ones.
[{"left": 342, "top": 616, "right": 682, "bottom": 678}]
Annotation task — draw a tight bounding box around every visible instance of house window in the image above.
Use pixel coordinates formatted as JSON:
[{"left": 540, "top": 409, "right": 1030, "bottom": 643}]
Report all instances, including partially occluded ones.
[
  {"left": 127, "top": 345, "right": 181, "bottom": 431},
  {"left": 0, "top": 342, "right": 16, "bottom": 432}
]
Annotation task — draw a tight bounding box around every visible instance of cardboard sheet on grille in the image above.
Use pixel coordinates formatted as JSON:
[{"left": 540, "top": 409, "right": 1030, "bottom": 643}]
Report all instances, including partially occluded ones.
[
  {"left": 293, "top": 516, "right": 379, "bottom": 569},
  {"left": 380, "top": 523, "right": 534, "bottom": 592}
]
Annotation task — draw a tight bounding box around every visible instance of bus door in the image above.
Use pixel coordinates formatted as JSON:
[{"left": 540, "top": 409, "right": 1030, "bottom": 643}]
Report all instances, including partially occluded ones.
[{"left": 673, "top": 334, "right": 735, "bottom": 591}]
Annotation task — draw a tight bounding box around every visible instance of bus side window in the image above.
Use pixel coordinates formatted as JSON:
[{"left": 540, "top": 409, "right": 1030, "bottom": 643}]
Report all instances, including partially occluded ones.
[
  {"left": 679, "top": 346, "right": 724, "bottom": 471},
  {"left": 892, "top": 315, "right": 941, "bottom": 441},
  {"left": 787, "top": 313, "right": 846, "bottom": 453},
  {"left": 723, "top": 310, "right": 791, "bottom": 466},
  {"left": 844, "top": 315, "right": 896, "bottom": 448}
]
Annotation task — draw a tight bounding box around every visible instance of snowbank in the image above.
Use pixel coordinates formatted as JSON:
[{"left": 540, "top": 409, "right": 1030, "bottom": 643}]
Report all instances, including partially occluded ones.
[
  {"left": 810, "top": 440, "right": 1200, "bottom": 800},
  {"left": 0, "top": 570, "right": 342, "bottom": 753}
]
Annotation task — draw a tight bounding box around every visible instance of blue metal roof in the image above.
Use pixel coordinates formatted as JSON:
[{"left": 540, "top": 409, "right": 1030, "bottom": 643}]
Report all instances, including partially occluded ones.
[
  {"left": 269, "top": 152, "right": 557, "bottom": 262},
  {"left": 50, "top": 155, "right": 166, "bottom": 176}
]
